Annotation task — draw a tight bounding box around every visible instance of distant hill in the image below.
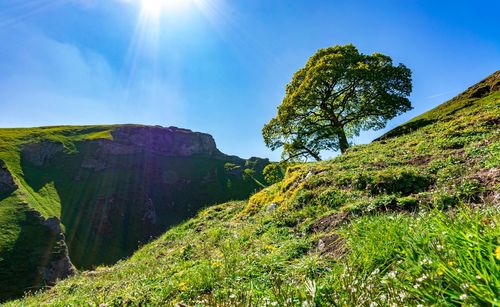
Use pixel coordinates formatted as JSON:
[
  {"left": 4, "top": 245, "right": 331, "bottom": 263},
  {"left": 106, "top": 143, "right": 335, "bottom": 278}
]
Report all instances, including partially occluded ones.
[
  {"left": 3, "top": 71, "right": 500, "bottom": 306},
  {"left": 0, "top": 125, "right": 269, "bottom": 302}
]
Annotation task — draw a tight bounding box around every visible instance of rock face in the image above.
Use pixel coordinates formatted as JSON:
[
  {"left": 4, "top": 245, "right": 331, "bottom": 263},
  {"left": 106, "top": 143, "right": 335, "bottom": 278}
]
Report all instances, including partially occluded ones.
[
  {"left": 21, "top": 141, "right": 64, "bottom": 166},
  {"left": 18, "top": 125, "right": 269, "bottom": 270},
  {"left": 39, "top": 217, "right": 77, "bottom": 285},
  {"left": 0, "top": 160, "right": 17, "bottom": 195},
  {"left": 110, "top": 126, "right": 222, "bottom": 157},
  {"left": 80, "top": 126, "right": 228, "bottom": 172}
]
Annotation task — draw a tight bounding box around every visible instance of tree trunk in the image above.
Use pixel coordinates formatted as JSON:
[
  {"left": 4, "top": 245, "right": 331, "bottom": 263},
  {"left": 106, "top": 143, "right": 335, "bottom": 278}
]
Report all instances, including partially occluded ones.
[
  {"left": 304, "top": 147, "right": 322, "bottom": 161},
  {"left": 310, "top": 151, "right": 322, "bottom": 162},
  {"left": 337, "top": 129, "right": 349, "bottom": 154},
  {"left": 329, "top": 113, "right": 350, "bottom": 154}
]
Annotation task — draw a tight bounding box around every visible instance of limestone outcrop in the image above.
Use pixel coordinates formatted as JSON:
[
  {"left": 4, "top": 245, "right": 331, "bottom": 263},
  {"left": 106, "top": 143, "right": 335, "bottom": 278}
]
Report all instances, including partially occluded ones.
[
  {"left": 38, "top": 216, "right": 77, "bottom": 286},
  {"left": 21, "top": 141, "right": 64, "bottom": 166},
  {"left": 0, "top": 160, "right": 17, "bottom": 195}
]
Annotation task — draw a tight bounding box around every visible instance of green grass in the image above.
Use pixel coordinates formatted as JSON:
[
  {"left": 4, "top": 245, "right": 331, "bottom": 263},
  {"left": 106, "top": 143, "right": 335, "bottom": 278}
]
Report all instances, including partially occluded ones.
[
  {"left": 3, "top": 74, "right": 500, "bottom": 305},
  {"left": 0, "top": 125, "right": 267, "bottom": 302}
]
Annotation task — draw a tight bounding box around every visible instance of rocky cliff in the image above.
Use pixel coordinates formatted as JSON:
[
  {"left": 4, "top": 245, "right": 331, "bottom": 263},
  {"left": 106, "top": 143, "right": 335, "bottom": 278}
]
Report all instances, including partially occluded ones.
[
  {"left": 0, "top": 160, "right": 17, "bottom": 195},
  {"left": 0, "top": 125, "right": 269, "bottom": 302}
]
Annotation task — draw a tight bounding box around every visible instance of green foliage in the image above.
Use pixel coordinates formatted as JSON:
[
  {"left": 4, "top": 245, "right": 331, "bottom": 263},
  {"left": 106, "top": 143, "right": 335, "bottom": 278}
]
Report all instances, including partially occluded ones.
[
  {"left": 262, "top": 163, "right": 286, "bottom": 185},
  {"left": 457, "top": 178, "right": 484, "bottom": 202},
  {"left": 224, "top": 162, "right": 240, "bottom": 172},
  {"left": 263, "top": 44, "right": 412, "bottom": 161},
  {"left": 5, "top": 73, "right": 500, "bottom": 305},
  {"left": 0, "top": 125, "right": 269, "bottom": 302}
]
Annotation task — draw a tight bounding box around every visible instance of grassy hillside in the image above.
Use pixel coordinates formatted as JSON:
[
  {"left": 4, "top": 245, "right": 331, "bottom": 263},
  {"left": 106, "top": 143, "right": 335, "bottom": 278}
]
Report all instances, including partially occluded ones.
[
  {"left": 5, "top": 72, "right": 500, "bottom": 306},
  {"left": 0, "top": 125, "right": 268, "bottom": 302}
]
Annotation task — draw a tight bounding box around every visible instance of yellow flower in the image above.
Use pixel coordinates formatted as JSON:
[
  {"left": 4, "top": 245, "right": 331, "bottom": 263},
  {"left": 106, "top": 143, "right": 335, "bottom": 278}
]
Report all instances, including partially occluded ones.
[
  {"left": 178, "top": 281, "right": 187, "bottom": 291},
  {"left": 495, "top": 246, "right": 500, "bottom": 261},
  {"left": 447, "top": 261, "right": 454, "bottom": 267},
  {"left": 266, "top": 244, "right": 277, "bottom": 251},
  {"left": 437, "top": 267, "right": 444, "bottom": 276}
]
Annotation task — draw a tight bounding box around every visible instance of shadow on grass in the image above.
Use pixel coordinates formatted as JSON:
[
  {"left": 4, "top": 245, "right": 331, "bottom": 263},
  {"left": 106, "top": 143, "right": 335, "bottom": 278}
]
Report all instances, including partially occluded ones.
[{"left": 18, "top": 140, "right": 265, "bottom": 270}]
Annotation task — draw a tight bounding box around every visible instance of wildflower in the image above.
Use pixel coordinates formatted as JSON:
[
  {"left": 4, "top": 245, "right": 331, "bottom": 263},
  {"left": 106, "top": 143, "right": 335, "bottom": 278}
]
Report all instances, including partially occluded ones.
[
  {"left": 371, "top": 268, "right": 380, "bottom": 275},
  {"left": 476, "top": 275, "right": 482, "bottom": 280},
  {"left": 419, "top": 258, "right": 432, "bottom": 265},
  {"left": 271, "top": 302, "right": 278, "bottom": 306},
  {"left": 466, "top": 233, "right": 473, "bottom": 239},
  {"left": 417, "top": 304, "right": 423, "bottom": 307},
  {"left": 388, "top": 271, "right": 397, "bottom": 279},
  {"left": 229, "top": 294, "right": 237, "bottom": 299},
  {"left": 447, "top": 261, "right": 454, "bottom": 266},
  {"left": 413, "top": 283, "right": 421, "bottom": 289},
  {"left": 369, "top": 302, "right": 378, "bottom": 307},
  {"left": 416, "top": 274, "right": 428, "bottom": 282},
  {"left": 495, "top": 246, "right": 500, "bottom": 260},
  {"left": 436, "top": 244, "right": 444, "bottom": 251},
  {"left": 379, "top": 294, "right": 387, "bottom": 302},
  {"left": 399, "top": 292, "right": 407, "bottom": 299},
  {"left": 460, "top": 283, "right": 469, "bottom": 290},
  {"left": 460, "top": 294, "right": 468, "bottom": 300}
]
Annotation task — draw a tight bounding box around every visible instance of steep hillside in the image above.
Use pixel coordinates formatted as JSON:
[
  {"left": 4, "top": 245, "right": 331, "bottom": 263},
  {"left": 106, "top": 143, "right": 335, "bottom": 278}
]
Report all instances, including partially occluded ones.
[
  {"left": 6, "top": 71, "right": 500, "bottom": 306},
  {"left": 0, "top": 125, "right": 268, "bottom": 302}
]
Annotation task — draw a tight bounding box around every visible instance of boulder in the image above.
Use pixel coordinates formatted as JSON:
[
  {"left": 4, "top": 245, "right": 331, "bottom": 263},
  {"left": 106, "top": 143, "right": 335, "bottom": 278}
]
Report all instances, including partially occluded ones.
[
  {"left": 0, "top": 160, "right": 17, "bottom": 195},
  {"left": 38, "top": 216, "right": 76, "bottom": 286}
]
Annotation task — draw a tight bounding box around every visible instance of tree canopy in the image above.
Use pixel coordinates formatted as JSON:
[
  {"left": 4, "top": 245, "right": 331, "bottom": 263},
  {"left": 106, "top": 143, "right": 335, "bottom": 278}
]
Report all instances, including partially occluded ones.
[{"left": 263, "top": 44, "right": 412, "bottom": 161}]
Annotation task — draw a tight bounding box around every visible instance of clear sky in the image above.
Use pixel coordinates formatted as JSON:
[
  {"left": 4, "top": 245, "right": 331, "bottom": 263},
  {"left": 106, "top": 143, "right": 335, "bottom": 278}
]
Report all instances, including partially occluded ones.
[{"left": 0, "top": 0, "right": 499, "bottom": 160}]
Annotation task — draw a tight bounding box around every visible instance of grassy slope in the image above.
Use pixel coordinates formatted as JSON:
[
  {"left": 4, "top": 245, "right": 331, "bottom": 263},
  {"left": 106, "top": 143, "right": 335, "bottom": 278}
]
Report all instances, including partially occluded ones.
[
  {"left": 0, "top": 126, "right": 114, "bottom": 301},
  {"left": 0, "top": 125, "right": 266, "bottom": 301},
  {"left": 7, "top": 74, "right": 500, "bottom": 306}
]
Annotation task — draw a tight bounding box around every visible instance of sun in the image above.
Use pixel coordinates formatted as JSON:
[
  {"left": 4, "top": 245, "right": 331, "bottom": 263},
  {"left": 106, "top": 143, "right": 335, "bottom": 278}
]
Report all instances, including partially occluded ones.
[{"left": 141, "top": 0, "right": 189, "bottom": 16}]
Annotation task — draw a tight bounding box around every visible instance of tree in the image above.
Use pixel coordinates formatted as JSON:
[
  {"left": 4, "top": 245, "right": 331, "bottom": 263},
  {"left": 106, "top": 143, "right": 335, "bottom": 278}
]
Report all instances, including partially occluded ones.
[
  {"left": 262, "top": 163, "right": 286, "bottom": 184},
  {"left": 263, "top": 44, "right": 412, "bottom": 161}
]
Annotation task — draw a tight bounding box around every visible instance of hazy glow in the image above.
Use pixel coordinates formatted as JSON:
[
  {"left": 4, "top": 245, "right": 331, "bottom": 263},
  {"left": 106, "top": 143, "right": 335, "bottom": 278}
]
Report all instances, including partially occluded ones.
[{"left": 141, "top": 0, "right": 190, "bottom": 17}]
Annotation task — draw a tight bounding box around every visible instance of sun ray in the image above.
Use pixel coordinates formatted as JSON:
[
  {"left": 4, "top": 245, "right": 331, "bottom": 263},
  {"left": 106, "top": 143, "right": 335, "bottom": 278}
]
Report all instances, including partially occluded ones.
[{"left": 0, "top": 0, "right": 60, "bottom": 29}]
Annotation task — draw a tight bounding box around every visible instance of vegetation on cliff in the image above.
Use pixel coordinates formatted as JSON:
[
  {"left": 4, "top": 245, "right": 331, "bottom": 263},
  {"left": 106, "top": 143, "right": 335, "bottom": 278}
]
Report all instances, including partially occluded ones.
[
  {"left": 6, "top": 72, "right": 499, "bottom": 306},
  {"left": 0, "top": 125, "right": 268, "bottom": 302}
]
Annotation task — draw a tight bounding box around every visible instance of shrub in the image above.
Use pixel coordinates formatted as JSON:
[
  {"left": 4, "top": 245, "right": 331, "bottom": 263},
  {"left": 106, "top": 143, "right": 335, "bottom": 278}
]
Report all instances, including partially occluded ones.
[{"left": 457, "top": 178, "right": 484, "bottom": 202}]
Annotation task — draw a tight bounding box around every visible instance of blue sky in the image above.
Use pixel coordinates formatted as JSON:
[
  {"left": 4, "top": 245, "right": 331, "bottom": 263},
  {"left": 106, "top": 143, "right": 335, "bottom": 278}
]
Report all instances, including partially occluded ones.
[{"left": 0, "top": 0, "right": 499, "bottom": 160}]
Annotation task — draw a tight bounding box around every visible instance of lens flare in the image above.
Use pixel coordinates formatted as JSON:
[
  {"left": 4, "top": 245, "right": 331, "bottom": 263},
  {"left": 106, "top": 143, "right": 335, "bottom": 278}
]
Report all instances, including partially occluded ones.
[{"left": 141, "top": 0, "right": 188, "bottom": 16}]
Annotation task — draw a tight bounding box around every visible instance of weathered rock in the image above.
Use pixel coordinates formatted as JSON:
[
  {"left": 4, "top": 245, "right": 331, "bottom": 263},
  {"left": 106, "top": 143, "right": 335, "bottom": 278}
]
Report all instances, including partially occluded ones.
[
  {"left": 0, "top": 160, "right": 17, "bottom": 194},
  {"left": 142, "top": 198, "right": 157, "bottom": 225},
  {"left": 108, "top": 125, "right": 223, "bottom": 157},
  {"left": 43, "top": 217, "right": 63, "bottom": 234},
  {"left": 81, "top": 157, "right": 107, "bottom": 171},
  {"left": 22, "top": 141, "right": 64, "bottom": 166},
  {"left": 310, "top": 212, "right": 349, "bottom": 233},
  {"left": 41, "top": 253, "right": 76, "bottom": 286},
  {"left": 38, "top": 217, "right": 76, "bottom": 286},
  {"left": 76, "top": 126, "right": 233, "bottom": 172},
  {"left": 315, "top": 234, "right": 346, "bottom": 258}
]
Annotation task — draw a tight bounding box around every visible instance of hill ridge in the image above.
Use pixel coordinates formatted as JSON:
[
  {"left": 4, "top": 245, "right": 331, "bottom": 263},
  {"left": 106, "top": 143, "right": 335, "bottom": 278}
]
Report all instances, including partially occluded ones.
[
  {"left": 0, "top": 125, "right": 269, "bottom": 302},
  {"left": 5, "top": 71, "right": 498, "bottom": 306}
]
